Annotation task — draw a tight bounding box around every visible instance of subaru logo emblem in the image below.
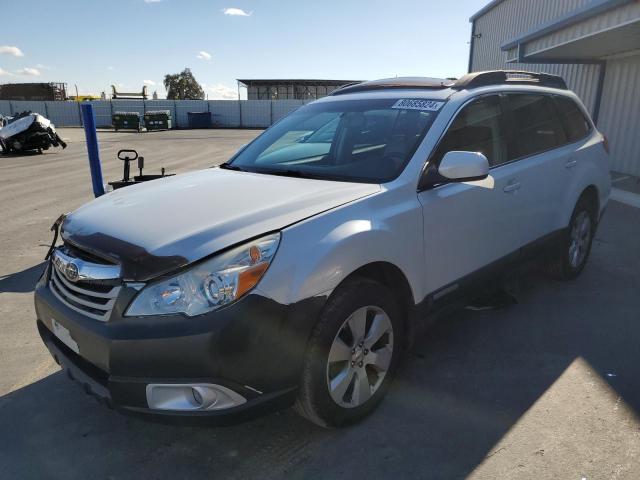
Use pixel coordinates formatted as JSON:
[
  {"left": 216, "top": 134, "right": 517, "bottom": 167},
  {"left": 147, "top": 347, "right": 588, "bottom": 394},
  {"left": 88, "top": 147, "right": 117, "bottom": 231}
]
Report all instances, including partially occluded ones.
[{"left": 64, "top": 262, "right": 79, "bottom": 282}]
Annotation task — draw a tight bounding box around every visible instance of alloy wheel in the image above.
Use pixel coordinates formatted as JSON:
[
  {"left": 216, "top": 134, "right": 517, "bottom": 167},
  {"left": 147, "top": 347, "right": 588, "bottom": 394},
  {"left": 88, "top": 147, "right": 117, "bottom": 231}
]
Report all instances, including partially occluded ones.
[
  {"left": 326, "top": 305, "right": 394, "bottom": 408},
  {"left": 569, "top": 210, "right": 592, "bottom": 268}
]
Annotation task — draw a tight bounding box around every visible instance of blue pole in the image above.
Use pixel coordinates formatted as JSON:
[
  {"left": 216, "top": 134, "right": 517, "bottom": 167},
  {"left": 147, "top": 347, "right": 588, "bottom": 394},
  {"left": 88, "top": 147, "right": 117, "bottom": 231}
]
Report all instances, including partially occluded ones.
[{"left": 80, "top": 103, "right": 105, "bottom": 197}]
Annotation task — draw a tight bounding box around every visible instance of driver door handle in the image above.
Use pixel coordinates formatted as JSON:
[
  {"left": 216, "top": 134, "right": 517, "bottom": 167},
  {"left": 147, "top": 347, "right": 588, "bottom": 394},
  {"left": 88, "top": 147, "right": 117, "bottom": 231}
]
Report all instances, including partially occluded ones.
[
  {"left": 565, "top": 158, "right": 578, "bottom": 168},
  {"left": 503, "top": 182, "right": 521, "bottom": 193}
]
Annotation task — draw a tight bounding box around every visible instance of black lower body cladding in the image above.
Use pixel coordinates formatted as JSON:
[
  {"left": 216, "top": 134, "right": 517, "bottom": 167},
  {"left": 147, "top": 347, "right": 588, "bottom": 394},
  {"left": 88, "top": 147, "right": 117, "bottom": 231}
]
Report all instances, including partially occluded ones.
[{"left": 34, "top": 263, "right": 327, "bottom": 421}]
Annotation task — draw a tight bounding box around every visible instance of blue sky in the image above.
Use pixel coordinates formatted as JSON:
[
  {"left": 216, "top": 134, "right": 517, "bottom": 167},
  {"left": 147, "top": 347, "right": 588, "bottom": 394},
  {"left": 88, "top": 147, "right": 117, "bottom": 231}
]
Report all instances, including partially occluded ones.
[{"left": 1, "top": 0, "right": 488, "bottom": 99}]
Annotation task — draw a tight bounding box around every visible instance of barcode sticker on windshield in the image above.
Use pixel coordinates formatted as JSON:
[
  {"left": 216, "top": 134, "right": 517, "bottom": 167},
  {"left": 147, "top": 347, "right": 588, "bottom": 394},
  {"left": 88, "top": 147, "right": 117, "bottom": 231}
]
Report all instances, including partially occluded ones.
[{"left": 391, "top": 99, "right": 445, "bottom": 111}]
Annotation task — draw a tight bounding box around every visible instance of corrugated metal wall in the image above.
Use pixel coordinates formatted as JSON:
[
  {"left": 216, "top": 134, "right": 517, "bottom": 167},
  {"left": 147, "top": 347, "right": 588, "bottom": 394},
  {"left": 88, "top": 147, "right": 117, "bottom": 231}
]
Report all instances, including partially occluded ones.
[
  {"left": 598, "top": 54, "right": 640, "bottom": 175},
  {"left": 470, "top": 0, "right": 640, "bottom": 175},
  {"left": 471, "top": 0, "right": 600, "bottom": 112},
  {"left": 471, "top": 0, "right": 592, "bottom": 71},
  {"left": 526, "top": 2, "right": 640, "bottom": 53},
  {"left": 0, "top": 99, "right": 309, "bottom": 129}
]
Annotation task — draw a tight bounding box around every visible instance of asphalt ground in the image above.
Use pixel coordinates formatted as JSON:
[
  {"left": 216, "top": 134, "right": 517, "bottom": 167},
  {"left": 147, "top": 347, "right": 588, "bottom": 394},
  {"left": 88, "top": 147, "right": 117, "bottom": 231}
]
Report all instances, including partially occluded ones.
[{"left": 0, "top": 128, "right": 639, "bottom": 479}]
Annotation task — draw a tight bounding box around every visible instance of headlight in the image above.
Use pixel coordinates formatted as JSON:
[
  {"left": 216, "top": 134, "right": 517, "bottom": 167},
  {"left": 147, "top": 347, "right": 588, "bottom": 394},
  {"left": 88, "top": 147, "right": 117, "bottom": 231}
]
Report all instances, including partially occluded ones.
[{"left": 126, "top": 233, "right": 280, "bottom": 317}]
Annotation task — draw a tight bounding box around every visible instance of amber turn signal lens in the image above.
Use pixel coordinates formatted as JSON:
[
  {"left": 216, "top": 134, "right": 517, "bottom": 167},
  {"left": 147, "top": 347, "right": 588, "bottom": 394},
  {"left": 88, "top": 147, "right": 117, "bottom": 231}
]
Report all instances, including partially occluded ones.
[{"left": 236, "top": 262, "right": 270, "bottom": 297}]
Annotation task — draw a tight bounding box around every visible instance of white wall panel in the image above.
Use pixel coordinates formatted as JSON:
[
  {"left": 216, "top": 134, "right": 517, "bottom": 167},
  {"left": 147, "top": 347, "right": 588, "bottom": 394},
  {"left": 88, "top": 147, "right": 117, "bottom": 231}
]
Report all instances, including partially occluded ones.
[
  {"left": 10, "top": 101, "right": 47, "bottom": 115},
  {"left": 0, "top": 99, "right": 310, "bottom": 129},
  {"left": 175, "top": 101, "right": 208, "bottom": 128},
  {"left": 46, "top": 102, "right": 81, "bottom": 126},
  {"left": 208, "top": 101, "right": 241, "bottom": 127},
  {"left": 272, "top": 100, "right": 307, "bottom": 123},
  {"left": 241, "top": 100, "right": 272, "bottom": 128},
  {"left": 598, "top": 54, "right": 640, "bottom": 175},
  {"left": 0, "top": 101, "right": 12, "bottom": 116},
  {"left": 91, "top": 101, "right": 113, "bottom": 127}
]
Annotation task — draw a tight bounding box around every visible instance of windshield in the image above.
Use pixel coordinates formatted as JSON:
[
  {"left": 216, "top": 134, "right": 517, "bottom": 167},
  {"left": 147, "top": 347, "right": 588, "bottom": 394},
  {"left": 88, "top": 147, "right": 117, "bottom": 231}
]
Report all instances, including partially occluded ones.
[{"left": 227, "top": 98, "right": 443, "bottom": 183}]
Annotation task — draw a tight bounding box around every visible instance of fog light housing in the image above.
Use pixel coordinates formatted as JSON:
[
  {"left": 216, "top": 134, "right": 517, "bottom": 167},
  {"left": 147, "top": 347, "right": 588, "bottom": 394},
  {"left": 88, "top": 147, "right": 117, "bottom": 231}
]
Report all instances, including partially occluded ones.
[{"left": 146, "top": 383, "right": 246, "bottom": 411}]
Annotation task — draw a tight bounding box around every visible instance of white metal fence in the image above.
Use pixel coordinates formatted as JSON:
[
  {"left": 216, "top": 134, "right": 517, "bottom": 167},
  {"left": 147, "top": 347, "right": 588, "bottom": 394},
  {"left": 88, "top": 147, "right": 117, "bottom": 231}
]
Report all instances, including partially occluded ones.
[{"left": 0, "top": 99, "right": 310, "bottom": 129}]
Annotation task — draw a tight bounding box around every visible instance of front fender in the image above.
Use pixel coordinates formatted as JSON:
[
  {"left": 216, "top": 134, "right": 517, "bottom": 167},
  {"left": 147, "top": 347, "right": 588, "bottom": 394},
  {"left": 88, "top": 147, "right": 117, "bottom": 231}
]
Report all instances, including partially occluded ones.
[{"left": 257, "top": 189, "right": 424, "bottom": 306}]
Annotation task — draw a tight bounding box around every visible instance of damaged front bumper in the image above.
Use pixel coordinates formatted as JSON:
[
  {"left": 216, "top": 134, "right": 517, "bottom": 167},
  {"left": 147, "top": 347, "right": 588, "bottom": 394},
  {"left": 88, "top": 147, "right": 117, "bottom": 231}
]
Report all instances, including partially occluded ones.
[{"left": 34, "top": 262, "right": 325, "bottom": 423}]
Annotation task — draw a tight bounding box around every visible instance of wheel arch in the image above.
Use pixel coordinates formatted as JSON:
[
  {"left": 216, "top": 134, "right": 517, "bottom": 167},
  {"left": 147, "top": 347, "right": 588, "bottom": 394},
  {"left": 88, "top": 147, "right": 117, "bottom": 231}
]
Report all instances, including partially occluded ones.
[
  {"left": 579, "top": 184, "right": 600, "bottom": 220},
  {"left": 332, "top": 261, "right": 417, "bottom": 343}
]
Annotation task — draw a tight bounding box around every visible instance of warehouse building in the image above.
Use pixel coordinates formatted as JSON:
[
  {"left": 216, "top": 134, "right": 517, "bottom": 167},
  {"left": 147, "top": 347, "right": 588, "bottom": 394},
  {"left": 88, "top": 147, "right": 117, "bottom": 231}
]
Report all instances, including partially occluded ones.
[
  {"left": 469, "top": 0, "right": 640, "bottom": 176},
  {"left": 0, "top": 82, "right": 67, "bottom": 101},
  {"left": 237, "top": 79, "right": 359, "bottom": 101}
]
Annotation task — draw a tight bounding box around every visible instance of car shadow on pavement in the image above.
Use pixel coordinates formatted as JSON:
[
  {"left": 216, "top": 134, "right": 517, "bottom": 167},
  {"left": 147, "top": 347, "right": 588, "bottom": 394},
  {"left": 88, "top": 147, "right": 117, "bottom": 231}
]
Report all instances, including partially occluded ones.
[
  {"left": 0, "top": 262, "right": 46, "bottom": 293},
  {"left": 1, "top": 203, "right": 638, "bottom": 479}
]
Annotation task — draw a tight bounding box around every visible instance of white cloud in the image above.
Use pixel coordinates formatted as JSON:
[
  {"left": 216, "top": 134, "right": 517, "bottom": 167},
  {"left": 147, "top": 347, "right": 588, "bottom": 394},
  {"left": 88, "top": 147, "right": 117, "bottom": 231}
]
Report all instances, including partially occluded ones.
[
  {"left": 0, "top": 46, "right": 24, "bottom": 57},
  {"left": 0, "top": 67, "right": 13, "bottom": 76},
  {"left": 107, "top": 66, "right": 115, "bottom": 70},
  {"left": 144, "top": 0, "right": 162, "bottom": 3},
  {"left": 15, "top": 67, "right": 41, "bottom": 76},
  {"left": 35, "top": 63, "right": 51, "bottom": 70},
  {"left": 197, "top": 51, "right": 212, "bottom": 60},
  {"left": 222, "top": 7, "right": 251, "bottom": 16},
  {"left": 143, "top": 79, "right": 156, "bottom": 86},
  {"left": 204, "top": 83, "right": 238, "bottom": 100}
]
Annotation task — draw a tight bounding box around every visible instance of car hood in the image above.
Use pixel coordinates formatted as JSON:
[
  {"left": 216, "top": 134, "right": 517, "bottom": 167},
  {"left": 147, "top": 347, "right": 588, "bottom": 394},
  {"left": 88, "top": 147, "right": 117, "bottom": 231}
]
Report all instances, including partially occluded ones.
[{"left": 61, "top": 167, "right": 379, "bottom": 281}]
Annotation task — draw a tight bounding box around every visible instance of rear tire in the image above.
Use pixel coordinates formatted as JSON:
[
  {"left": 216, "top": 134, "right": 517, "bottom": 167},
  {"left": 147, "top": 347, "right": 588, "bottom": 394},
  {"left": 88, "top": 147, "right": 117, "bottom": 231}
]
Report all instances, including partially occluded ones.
[
  {"left": 295, "top": 278, "right": 404, "bottom": 428},
  {"left": 544, "top": 196, "right": 596, "bottom": 280}
]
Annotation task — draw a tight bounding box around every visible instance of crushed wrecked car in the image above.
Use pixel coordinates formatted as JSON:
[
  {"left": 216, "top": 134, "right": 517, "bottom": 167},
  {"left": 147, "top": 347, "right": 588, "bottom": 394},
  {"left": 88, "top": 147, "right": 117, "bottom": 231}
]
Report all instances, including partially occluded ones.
[{"left": 0, "top": 111, "right": 67, "bottom": 154}]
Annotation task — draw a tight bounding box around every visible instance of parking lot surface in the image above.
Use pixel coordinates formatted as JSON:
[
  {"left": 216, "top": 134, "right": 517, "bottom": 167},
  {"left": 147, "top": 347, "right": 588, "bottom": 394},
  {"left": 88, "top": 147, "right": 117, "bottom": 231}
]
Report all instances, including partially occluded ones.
[{"left": 1, "top": 128, "right": 639, "bottom": 479}]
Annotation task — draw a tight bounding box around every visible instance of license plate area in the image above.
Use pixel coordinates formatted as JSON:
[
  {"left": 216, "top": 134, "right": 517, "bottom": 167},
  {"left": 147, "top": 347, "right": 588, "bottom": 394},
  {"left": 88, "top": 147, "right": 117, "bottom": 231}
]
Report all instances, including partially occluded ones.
[{"left": 51, "top": 318, "right": 80, "bottom": 354}]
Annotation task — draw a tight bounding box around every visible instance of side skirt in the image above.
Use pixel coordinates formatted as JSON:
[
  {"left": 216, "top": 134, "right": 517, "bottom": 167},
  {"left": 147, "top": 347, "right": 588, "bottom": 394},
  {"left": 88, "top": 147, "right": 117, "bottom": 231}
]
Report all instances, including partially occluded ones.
[{"left": 411, "top": 228, "right": 567, "bottom": 332}]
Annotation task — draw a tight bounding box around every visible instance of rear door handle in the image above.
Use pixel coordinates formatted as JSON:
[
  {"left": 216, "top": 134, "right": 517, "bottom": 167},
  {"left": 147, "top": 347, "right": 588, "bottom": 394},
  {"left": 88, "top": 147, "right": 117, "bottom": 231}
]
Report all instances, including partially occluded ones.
[
  {"left": 565, "top": 159, "right": 578, "bottom": 168},
  {"left": 503, "top": 182, "right": 521, "bottom": 193}
]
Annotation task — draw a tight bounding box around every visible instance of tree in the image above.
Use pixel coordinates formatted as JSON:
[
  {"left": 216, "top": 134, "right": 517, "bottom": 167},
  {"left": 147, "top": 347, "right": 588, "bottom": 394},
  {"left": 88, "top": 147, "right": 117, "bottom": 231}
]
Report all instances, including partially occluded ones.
[{"left": 163, "top": 68, "right": 205, "bottom": 100}]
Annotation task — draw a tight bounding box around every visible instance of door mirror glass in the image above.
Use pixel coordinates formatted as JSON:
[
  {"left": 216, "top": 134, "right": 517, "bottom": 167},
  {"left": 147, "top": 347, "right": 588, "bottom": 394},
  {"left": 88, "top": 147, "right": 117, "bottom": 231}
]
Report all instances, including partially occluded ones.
[{"left": 438, "top": 151, "right": 489, "bottom": 181}]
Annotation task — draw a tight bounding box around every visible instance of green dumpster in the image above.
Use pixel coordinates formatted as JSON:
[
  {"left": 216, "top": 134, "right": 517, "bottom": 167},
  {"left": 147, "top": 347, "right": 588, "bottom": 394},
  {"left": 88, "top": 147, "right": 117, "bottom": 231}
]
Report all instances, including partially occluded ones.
[
  {"left": 112, "top": 112, "right": 141, "bottom": 132},
  {"left": 144, "top": 110, "right": 172, "bottom": 131}
]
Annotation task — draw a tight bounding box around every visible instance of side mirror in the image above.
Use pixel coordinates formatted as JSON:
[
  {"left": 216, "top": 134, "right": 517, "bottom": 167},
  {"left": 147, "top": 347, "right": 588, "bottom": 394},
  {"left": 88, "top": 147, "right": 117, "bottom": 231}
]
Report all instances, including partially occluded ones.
[{"left": 438, "top": 151, "right": 489, "bottom": 182}]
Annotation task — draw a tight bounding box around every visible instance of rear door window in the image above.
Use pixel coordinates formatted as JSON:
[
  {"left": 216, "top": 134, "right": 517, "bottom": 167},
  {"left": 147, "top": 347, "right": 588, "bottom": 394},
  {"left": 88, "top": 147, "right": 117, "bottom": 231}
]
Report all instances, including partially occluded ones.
[
  {"left": 506, "top": 94, "right": 567, "bottom": 159},
  {"left": 554, "top": 95, "right": 591, "bottom": 142}
]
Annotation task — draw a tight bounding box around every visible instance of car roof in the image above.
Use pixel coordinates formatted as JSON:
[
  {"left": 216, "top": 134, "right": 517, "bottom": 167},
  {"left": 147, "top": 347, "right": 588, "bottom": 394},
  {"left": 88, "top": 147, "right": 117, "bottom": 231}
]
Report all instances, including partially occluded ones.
[
  {"left": 320, "top": 71, "right": 568, "bottom": 102},
  {"left": 314, "top": 87, "right": 456, "bottom": 103}
]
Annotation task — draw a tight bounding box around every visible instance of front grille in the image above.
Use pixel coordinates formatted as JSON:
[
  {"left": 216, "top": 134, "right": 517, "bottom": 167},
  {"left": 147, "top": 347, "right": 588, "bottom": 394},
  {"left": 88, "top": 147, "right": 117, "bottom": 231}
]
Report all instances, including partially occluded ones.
[{"left": 49, "top": 260, "right": 122, "bottom": 322}]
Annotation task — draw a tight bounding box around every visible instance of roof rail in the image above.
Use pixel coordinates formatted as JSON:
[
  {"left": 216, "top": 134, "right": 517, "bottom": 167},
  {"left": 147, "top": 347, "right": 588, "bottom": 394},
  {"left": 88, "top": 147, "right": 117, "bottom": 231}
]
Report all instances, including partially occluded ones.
[
  {"left": 330, "top": 77, "right": 454, "bottom": 96},
  {"left": 453, "top": 70, "right": 568, "bottom": 90}
]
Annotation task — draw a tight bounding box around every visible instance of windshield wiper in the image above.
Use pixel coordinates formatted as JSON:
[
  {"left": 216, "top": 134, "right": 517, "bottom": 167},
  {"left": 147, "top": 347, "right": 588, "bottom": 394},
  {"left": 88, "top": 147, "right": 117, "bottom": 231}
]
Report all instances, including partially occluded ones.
[
  {"left": 254, "top": 168, "right": 318, "bottom": 179},
  {"left": 220, "top": 163, "right": 321, "bottom": 180},
  {"left": 219, "top": 162, "right": 245, "bottom": 171}
]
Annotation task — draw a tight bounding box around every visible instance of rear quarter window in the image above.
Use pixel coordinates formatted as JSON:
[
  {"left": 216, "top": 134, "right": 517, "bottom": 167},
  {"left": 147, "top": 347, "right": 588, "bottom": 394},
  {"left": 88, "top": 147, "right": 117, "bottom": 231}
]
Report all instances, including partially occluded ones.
[{"left": 554, "top": 95, "right": 591, "bottom": 142}]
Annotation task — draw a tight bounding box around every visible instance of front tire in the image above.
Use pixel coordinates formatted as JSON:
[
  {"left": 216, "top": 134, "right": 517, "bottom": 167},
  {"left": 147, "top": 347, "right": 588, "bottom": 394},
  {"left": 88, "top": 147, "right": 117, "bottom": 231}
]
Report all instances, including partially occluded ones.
[
  {"left": 544, "top": 196, "right": 596, "bottom": 280},
  {"left": 295, "top": 278, "right": 404, "bottom": 428}
]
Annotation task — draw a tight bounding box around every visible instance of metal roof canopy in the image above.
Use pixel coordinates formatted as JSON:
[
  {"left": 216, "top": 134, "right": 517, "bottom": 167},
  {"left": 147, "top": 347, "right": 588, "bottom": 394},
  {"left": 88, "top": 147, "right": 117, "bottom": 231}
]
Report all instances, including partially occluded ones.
[
  {"left": 497, "top": 0, "right": 638, "bottom": 62},
  {"left": 518, "top": 19, "right": 640, "bottom": 61}
]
